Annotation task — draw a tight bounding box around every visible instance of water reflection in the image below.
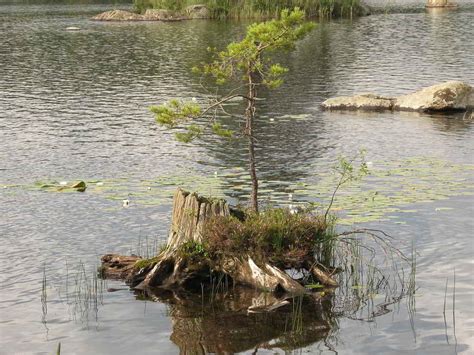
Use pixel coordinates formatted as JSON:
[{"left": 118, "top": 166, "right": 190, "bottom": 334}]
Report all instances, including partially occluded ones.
[{"left": 137, "top": 287, "right": 334, "bottom": 354}]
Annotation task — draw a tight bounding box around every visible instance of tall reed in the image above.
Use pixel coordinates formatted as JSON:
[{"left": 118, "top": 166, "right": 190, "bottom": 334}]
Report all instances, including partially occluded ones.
[{"left": 133, "top": 0, "right": 362, "bottom": 19}]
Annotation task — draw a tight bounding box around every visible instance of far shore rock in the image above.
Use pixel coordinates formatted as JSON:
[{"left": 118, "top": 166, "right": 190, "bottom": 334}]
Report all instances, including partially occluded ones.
[
  {"left": 426, "top": 0, "right": 459, "bottom": 8},
  {"left": 321, "top": 81, "right": 473, "bottom": 113},
  {"left": 92, "top": 5, "right": 211, "bottom": 22}
]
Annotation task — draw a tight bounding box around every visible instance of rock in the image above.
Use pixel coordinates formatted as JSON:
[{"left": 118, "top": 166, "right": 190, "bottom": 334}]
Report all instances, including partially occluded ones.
[
  {"left": 91, "top": 9, "right": 145, "bottom": 21},
  {"left": 92, "top": 8, "right": 191, "bottom": 22},
  {"left": 321, "top": 81, "right": 473, "bottom": 113},
  {"left": 427, "top": 0, "right": 448, "bottom": 6},
  {"left": 394, "top": 81, "right": 473, "bottom": 112},
  {"left": 426, "top": 0, "right": 458, "bottom": 8},
  {"left": 185, "top": 4, "right": 211, "bottom": 19},
  {"left": 321, "top": 94, "right": 395, "bottom": 111},
  {"left": 143, "top": 9, "right": 188, "bottom": 21}
]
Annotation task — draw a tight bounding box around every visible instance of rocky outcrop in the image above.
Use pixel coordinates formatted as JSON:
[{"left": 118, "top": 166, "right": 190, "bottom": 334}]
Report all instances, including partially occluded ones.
[
  {"left": 394, "top": 81, "right": 472, "bottom": 112},
  {"left": 321, "top": 81, "right": 473, "bottom": 113},
  {"left": 92, "top": 9, "right": 145, "bottom": 21},
  {"left": 92, "top": 6, "right": 211, "bottom": 22},
  {"left": 320, "top": 94, "right": 395, "bottom": 111}
]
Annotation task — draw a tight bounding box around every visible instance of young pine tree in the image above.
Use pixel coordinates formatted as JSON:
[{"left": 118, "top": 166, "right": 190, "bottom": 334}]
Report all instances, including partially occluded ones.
[{"left": 151, "top": 8, "right": 315, "bottom": 212}]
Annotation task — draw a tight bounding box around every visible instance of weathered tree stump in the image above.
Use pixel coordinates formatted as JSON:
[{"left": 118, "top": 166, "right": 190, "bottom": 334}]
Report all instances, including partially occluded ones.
[
  {"left": 100, "top": 254, "right": 141, "bottom": 280},
  {"left": 101, "top": 188, "right": 338, "bottom": 300},
  {"left": 132, "top": 188, "right": 305, "bottom": 293}
]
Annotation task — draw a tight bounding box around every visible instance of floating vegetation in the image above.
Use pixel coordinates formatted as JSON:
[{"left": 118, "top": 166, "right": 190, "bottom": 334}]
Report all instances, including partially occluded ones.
[
  {"left": 5, "top": 156, "right": 473, "bottom": 224},
  {"left": 34, "top": 180, "right": 87, "bottom": 192}
]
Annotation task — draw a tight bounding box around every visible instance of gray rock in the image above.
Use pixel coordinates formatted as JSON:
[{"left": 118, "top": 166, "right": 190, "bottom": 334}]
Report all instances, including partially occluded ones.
[
  {"left": 394, "top": 81, "right": 473, "bottom": 112},
  {"left": 91, "top": 10, "right": 145, "bottom": 21},
  {"left": 92, "top": 9, "right": 190, "bottom": 22},
  {"left": 321, "top": 81, "right": 473, "bottom": 113},
  {"left": 321, "top": 94, "right": 395, "bottom": 111}
]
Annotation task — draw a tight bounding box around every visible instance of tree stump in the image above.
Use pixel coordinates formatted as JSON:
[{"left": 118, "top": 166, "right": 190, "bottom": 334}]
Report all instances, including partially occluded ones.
[
  {"left": 101, "top": 188, "right": 337, "bottom": 297},
  {"left": 128, "top": 188, "right": 305, "bottom": 293}
]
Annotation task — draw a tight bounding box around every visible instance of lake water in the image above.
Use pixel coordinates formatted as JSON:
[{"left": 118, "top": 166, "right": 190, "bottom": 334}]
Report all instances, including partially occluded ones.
[{"left": 0, "top": 1, "right": 473, "bottom": 354}]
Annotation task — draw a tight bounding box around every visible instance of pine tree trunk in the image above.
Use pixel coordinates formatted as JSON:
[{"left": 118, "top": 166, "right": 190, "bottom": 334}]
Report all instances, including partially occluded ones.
[{"left": 246, "top": 71, "right": 259, "bottom": 213}]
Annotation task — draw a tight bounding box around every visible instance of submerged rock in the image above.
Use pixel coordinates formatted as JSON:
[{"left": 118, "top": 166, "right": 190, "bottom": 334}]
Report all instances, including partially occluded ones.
[{"left": 321, "top": 81, "right": 473, "bottom": 113}]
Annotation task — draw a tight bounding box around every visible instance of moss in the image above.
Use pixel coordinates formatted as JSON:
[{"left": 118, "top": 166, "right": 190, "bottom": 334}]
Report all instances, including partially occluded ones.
[
  {"left": 178, "top": 241, "right": 210, "bottom": 261},
  {"left": 134, "top": 256, "right": 160, "bottom": 270}
]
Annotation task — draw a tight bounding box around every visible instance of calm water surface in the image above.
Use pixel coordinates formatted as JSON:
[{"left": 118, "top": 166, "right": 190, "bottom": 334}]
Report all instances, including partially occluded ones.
[{"left": 0, "top": 2, "right": 473, "bottom": 354}]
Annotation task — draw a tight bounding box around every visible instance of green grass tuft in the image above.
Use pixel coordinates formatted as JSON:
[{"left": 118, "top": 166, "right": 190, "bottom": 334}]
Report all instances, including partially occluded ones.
[{"left": 202, "top": 208, "right": 335, "bottom": 269}]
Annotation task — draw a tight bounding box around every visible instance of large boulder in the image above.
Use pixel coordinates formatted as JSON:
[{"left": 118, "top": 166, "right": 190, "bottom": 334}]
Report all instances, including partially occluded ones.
[
  {"left": 321, "top": 81, "right": 473, "bottom": 113},
  {"left": 91, "top": 10, "right": 145, "bottom": 21},
  {"left": 394, "top": 81, "right": 473, "bottom": 112}
]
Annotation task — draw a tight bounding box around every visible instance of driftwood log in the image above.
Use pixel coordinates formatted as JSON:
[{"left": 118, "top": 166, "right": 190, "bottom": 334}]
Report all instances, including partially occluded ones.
[{"left": 101, "top": 188, "right": 337, "bottom": 298}]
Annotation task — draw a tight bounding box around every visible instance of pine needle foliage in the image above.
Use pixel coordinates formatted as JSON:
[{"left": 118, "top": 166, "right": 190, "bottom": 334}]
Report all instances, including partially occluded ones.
[{"left": 150, "top": 8, "right": 314, "bottom": 211}]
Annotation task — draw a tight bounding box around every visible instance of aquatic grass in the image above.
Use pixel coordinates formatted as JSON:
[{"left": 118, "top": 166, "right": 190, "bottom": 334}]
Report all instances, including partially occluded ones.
[
  {"left": 133, "top": 0, "right": 363, "bottom": 18},
  {"left": 41, "top": 263, "right": 48, "bottom": 331},
  {"left": 203, "top": 207, "right": 333, "bottom": 269},
  {"left": 60, "top": 261, "right": 107, "bottom": 326},
  {"left": 324, "top": 227, "right": 415, "bottom": 323},
  {"left": 290, "top": 295, "right": 304, "bottom": 334},
  {"left": 442, "top": 268, "right": 459, "bottom": 348},
  {"left": 134, "top": 233, "right": 160, "bottom": 259}
]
